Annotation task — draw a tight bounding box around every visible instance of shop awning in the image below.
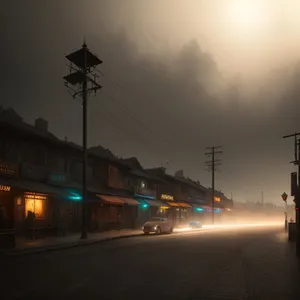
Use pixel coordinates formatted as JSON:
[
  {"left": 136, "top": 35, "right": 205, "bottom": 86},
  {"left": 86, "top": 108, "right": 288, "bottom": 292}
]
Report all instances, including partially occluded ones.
[
  {"left": 119, "top": 197, "right": 140, "bottom": 206},
  {"left": 177, "top": 202, "right": 192, "bottom": 208},
  {"left": 139, "top": 199, "right": 168, "bottom": 207},
  {"left": 97, "top": 195, "right": 124, "bottom": 205},
  {"left": 166, "top": 201, "right": 181, "bottom": 207}
]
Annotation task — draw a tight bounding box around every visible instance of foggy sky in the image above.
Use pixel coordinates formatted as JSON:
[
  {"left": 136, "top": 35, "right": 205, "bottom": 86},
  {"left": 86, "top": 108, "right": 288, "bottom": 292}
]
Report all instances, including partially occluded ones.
[{"left": 1, "top": 1, "right": 300, "bottom": 205}]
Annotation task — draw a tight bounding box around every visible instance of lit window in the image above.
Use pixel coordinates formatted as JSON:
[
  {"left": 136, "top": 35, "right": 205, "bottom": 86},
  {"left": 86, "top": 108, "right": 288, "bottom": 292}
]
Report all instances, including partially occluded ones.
[
  {"left": 25, "top": 192, "right": 46, "bottom": 219},
  {"left": 25, "top": 199, "right": 45, "bottom": 219}
]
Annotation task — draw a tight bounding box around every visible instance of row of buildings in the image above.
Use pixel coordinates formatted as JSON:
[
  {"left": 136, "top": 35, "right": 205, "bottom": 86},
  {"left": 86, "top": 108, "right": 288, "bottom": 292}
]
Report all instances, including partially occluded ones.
[{"left": 0, "top": 107, "right": 233, "bottom": 236}]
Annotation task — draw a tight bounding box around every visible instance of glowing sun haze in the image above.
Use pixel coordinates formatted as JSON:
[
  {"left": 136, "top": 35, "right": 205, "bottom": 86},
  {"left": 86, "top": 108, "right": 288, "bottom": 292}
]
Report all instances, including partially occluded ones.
[{"left": 104, "top": 0, "right": 300, "bottom": 79}]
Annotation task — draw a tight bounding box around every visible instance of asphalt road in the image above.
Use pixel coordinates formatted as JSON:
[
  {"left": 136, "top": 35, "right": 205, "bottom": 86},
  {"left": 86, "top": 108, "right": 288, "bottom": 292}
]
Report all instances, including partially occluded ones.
[{"left": 2, "top": 225, "right": 300, "bottom": 300}]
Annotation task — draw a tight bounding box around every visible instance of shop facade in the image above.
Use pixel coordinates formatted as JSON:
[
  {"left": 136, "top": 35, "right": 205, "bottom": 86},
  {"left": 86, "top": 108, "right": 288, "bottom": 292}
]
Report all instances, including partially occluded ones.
[{"left": 134, "top": 193, "right": 170, "bottom": 227}]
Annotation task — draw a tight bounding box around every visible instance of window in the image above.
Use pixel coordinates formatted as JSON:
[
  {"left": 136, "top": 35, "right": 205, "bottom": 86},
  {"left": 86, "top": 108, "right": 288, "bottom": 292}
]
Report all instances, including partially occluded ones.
[{"left": 25, "top": 192, "right": 46, "bottom": 219}]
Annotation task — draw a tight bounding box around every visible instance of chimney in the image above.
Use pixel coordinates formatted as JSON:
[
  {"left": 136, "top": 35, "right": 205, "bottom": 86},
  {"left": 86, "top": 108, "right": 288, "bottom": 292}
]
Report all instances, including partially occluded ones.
[{"left": 35, "top": 118, "right": 48, "bottom": 132}]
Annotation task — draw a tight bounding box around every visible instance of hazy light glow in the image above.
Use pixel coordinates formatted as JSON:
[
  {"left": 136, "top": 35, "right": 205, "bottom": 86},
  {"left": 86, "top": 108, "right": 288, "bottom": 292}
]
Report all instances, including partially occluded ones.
[
  {"left": 174, "top": 222, "right": 282, "bottom": 233},
  {"left": 226, "top": 0, "right": 268, "bottom": 35},
  {"left": 202, "top": 222, "right": 282, "bottom": 230}
]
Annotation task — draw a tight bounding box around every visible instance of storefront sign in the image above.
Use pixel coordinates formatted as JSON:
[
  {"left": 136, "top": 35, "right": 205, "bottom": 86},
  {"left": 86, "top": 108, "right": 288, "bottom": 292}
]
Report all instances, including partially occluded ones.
[
  {"left": 0, "top": 185, "right": 11, "bottom": 192},
  {"left": 24, "top": 192, "right": 47, "bottom": 200},
  {"left": 0, "top": 161, "right": 18, "bottom": 177},
  {"left": 161, "top": 194, "right": 174, "bottom": 201}
]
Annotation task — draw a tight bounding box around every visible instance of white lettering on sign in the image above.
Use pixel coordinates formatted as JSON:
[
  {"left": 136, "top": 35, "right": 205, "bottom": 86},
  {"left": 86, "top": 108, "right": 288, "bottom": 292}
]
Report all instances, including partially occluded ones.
[
  {"left": 161, "top": 194, "right": 174, "bottom": 201},
  {"left": 24, "top": 192, "right": 47, "bottom": 200},
  {"left": 0, "top": 185, "right": 11, "bottom": 192}
]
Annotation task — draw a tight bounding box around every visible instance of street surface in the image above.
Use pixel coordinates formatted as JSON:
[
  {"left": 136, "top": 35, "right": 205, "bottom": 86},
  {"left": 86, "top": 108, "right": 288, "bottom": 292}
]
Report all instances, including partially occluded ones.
[{"left": 2, "top": 225, "right": 300, "bottom": 300}]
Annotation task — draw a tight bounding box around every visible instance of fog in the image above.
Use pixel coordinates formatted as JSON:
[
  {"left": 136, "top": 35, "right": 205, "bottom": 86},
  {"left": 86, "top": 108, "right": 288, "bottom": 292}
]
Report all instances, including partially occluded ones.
[{"left": 2, "top": 1, "right": 300, "bottom": 204}]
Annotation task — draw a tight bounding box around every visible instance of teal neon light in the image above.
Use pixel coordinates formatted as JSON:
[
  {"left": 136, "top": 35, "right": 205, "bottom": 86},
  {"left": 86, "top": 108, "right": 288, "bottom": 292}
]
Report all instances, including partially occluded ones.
[
  {"left": 67, "top": 192, "right": 82, "bottom": 201},
  {"left": 135, "top": 194, "right": 155, "bottom": 200}
]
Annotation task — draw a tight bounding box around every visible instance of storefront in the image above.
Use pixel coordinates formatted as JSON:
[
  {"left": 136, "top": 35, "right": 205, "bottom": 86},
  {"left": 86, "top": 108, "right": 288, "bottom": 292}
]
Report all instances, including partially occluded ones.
[
  {"left": 176, "top": 202, "right": 193, "bottom": 223},
  {"left": 93, "top": 194, "right": 140, "bottom": 231},
  {"left": 160, "top": 193, "right": 179, "bottom": 225},
  {"left": 135, "top": 193, "right": 170, "bottom": 227}
]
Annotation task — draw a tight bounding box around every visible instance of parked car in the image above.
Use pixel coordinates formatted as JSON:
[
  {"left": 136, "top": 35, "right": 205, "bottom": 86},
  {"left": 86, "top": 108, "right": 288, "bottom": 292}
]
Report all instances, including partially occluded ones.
[
  {"left": 142, "top": 217, "right": 173, "bottom": 234},
  {"left": 189, "top": 221, "right": 202, "bottom": 228}
]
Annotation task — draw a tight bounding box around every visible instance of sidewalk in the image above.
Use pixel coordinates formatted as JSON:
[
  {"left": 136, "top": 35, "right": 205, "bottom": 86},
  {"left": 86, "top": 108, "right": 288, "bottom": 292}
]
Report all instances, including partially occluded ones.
[
  {"left": 5, "top": 229, "right": 143, "bottom": 256},
  {"left": 2, "top": 226, "right": 208, "bottom": 256}
]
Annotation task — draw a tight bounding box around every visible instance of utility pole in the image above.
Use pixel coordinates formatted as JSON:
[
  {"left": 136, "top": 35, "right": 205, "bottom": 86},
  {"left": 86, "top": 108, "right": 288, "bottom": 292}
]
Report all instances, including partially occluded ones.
[
  {"left": 283, "top": 132, "right": 300, "bottom": 257},
  {"left": 64, "top": 42, "right": 102, "bottom": 239},
  {"left": 205, "top": 146, "right": 223, "bottom": 225},
  {"left": 261, "top": 191, "right": 264, "bottom": 205}
]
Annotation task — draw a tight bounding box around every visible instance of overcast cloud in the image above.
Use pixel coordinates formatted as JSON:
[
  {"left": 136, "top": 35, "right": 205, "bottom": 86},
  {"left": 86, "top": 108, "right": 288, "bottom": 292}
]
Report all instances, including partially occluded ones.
[{"left": 1, "top": 1, "right": 300, "bottom": 204}]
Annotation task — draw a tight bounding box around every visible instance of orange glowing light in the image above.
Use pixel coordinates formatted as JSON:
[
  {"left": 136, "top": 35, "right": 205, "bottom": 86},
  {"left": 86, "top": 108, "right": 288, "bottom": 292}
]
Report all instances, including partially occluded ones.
[{"left": 214, "top": 196, "right": 221, "bottom": 202}]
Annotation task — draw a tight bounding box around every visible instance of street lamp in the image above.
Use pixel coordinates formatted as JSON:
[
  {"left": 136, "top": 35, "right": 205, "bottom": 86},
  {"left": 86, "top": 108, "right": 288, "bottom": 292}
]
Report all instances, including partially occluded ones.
[{"left": 63, "top": 42, "right": 102, "bottom": 239}]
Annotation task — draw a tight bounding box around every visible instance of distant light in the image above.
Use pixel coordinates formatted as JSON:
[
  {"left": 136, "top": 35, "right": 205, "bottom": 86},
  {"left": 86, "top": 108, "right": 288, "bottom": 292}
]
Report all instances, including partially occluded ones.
[
  {"left": 141, "top": 203, "right": 149, "bottom": 209},
  {"left": 215, "top": 209, "right": 222, "bottom": 213},
  {"left": 195, "top": 208, "right": 204, "bottom": 212},
  {"left": 214, "top": 196, "right": 221, "bottom": 202}
]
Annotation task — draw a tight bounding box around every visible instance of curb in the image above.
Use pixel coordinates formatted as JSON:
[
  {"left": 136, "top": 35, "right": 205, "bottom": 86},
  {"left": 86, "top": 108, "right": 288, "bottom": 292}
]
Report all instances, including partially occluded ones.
[
  {"left": 2, "top": 233, "right": 144, "bottom": 257},
  {"left": 1, "top": 227, "right": 209, "bottom": 257}
]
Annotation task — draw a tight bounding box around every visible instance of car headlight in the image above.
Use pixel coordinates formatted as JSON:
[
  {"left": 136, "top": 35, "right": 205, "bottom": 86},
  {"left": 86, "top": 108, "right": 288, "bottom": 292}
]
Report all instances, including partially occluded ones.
[
  {"left": 153, "top": 225, "right": 157, "bottom": 230},
  {"left": 142, "top": 226, "right": 144, "bottom": 230}
]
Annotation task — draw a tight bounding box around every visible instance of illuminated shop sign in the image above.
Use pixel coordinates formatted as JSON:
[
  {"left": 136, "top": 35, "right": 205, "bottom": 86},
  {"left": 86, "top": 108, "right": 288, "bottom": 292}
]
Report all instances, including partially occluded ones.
[
  {"left": 161, "top": 194, "right": 174, "bottom": 201},
  {"left": 0, "top": 185, "right": 11, "bottom": 192},
  {"left": 24, "top": 192, "right": 47, "bottom": 200}
]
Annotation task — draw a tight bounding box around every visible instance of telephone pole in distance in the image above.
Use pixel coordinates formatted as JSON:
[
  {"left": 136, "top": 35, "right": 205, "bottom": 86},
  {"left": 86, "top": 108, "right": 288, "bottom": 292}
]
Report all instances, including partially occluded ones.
[
  {"left": 283, "top": 132, "right": 300, "bottom": 257},
  {"left": 205, "top": 146, "right": 223, "bottom": 225}
]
